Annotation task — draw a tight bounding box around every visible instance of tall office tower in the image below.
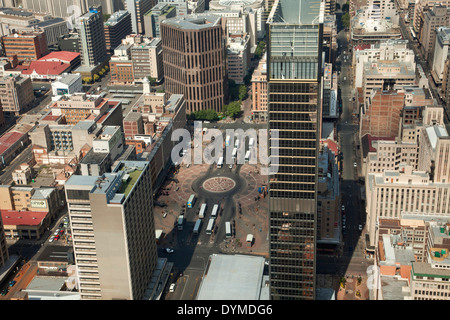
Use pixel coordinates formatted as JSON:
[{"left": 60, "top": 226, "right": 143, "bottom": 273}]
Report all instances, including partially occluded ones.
[
  {"left": 125, "top": 0, "right": 156, "bottom": 34},
  {"left": 266, "top": 0, "right": 324, "bottom": 300},
  {"left": 104, "top": 10, "right": 132, "bottom": 52},
  {"left": 65, "top": 160, "right": 158, "bottom": 300},
  {"left": 161, "top": 14, "right": 226, "bottom": 113},
  {"left": 79, "top": 8, "right": 108, "bottom": 67}
]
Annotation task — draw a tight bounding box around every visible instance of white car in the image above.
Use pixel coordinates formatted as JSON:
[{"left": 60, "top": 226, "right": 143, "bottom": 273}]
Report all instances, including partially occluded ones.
[
  {"left": 166, "top": 248, "right": 174, "bottom": 253},
  {"left": 49, "top": 236, "right": 55, "bottom": 242},
  {"left": 359, "top": 225, "right": 363, "bottom": 231},
  {"left": 169, "top": 283, "right": 176, "bottom": 292},
  {"left": 353, "top": 162, "right": 357, "bottom": 167},
  {"left": 229, "top": 164, "right": 233, "bottom": 169}
]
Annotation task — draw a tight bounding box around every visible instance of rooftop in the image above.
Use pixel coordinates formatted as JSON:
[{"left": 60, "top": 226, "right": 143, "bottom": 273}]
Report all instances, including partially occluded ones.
[{"left": 162, "top": 13, "right": 221, "bottom": 30}]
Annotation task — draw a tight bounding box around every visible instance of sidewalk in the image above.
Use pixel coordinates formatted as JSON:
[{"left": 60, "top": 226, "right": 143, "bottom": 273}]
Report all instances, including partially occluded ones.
[{"left": 337, "top": 273, "right": 370, "bottom": 300}]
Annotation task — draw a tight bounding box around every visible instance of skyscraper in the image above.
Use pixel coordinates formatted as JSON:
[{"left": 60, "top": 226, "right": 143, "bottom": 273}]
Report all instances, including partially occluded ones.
[
  {"left": 79, "top": 8, "right": 108, "bottom": 67},
  {"left": 160, "top": 13, "right": 226, "bottom": 113},
  {"left": 267, "top": 0, "right": 324, "bottom": 300},
  {"left": 64, "top": 160, "right": 158, "bottom": 300}
]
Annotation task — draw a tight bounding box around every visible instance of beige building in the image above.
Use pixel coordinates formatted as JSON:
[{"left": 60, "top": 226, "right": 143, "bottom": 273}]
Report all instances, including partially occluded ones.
[
  {"left": 226, "top": 33, "right": 251, "bottom": 84},
  {"left": 65, "top": 160, "right": 157, "bottom": 300},
  {"left": 250, "top": 52, "right": 267, "bottom": 120},
  {"left": 420, "top": 5, "right": 450, "bottom": 63},
  {"left": 0, "top": 213, "right": 8, "bottom": 268},
  {"left": 0, "top": 75, "right": 35, "bottom": 115}
]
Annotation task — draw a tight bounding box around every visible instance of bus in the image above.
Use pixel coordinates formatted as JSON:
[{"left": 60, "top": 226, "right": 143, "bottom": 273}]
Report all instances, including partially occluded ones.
[
  {"left": 177, "top": 215, "right": 184, "bottom": 231},
  {"left": 225, "top": 221, "right": 232, "bottom": 238},
  {"left": 410, "top": 26, "right": 416, "bottom": 40},
  {"left": 206, "top": 218, "right": 215, "bottom": 235},
  {"left": 187, "top": 194, "right": 196, "bottom": 208},
  {"left": 249, "top": 138, "right": 255, "bottom": 147},
  {"left": 199, "top": 203, "right": 207, "bottom": 219},
  {"left": 193, "top": 219, "right": 202, "bottom": 235},
  {"left": 217, "top": 157, "right": 224, "bottom": 168},
  {"left": 232, "top": 147, "right": 238, "bottom": 160},
  {"left": 211, "top": 204, "right": 219, "bottom": 219},
  {"left": 225, "top": 135, "right": 231, "bottom": 147},
  {"left": 245, "top": 150, "right": 251, "bottom": 162},
  {"left": 235, "top": 138, "right": 240, "bottom": 148}
]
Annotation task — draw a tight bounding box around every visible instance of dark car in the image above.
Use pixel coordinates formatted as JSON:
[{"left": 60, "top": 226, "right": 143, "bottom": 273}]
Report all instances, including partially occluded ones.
[{"left": 1, "top": 288, "right": 8, "bottom": 296}]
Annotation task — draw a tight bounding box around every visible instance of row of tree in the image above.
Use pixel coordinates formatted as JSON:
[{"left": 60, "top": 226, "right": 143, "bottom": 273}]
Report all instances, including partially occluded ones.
[{"left": 82, "top": 66, "right": 109, "bottom": 84}]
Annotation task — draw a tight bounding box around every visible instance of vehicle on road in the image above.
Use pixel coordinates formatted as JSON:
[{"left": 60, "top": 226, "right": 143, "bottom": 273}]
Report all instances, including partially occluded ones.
[
  {"left": 354, "top": 162, "right": 357, "bottom": 167},
  {"left": 8, "top": 280, "right": 16, "bottom": 287},
  {"left": 166, "top": 248, "right": 174, "bottom": 253},
  {"left": 359, "top": 225, "right": 363, "bottom": 231},
  {"left": 49, "top": 236, "right": 55, "bottom": 242},
  {"left": 1, "top": 288, "right": 8, "bottom": 296},
  {"left": 169, "top": 283, "right": 176, "bottom": 292},
  {"left": 229, "top": 164, "right": 233, "bottom": 169}
]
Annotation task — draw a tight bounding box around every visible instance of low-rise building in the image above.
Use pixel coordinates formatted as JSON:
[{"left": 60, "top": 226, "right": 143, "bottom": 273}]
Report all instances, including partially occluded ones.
[{"left": 0, "top": 74, "right": 35, "bottom": 115}]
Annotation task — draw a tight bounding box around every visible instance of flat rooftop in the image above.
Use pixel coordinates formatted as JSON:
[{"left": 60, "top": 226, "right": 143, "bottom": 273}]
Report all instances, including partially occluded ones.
[{"left": 196, "top": 254, "right": 266, "bottom": 300}]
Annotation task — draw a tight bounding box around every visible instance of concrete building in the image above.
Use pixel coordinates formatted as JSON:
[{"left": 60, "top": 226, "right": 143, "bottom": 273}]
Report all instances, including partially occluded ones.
[
  {"left": 317, "top": 144, "right": 341, "bottom": 254},
  {"left": 109, "top": 43, "right": 134, "bottom": 85},
  {"left": 360, "top": 89, "right": 405, "bottom": 139},
  {"left": 351, "top": 14, "right": 402, "bottom": 45},
  {"left": 420, "top": 5, "right": 450, "bottom": 63},
  {"left": 266, "top": 0, "right": 324, "bottom": 300},
  {"left": 130, "top": 37, "right": 163, "bottom": 83},
  {"left": 250, "top": 52, "right": 267, "bottom": 120},
  {"left": 143, "top": 2, "right": 177, "bottom": 38},
  {"left": 65, "top": 160, "right": 158, "bottom": 300},
  {"left": 104, "top": 10, "right": 132, "bottom": 52},
  {"left": 226, "top": 33, "right": 251, "bottom": 84},
  {"left": 161, "top": 13, "right": 226, "bottom": 113},
  {"left": 0, "top": 212, "right": 8, "bottom": 268},
  {"left": 209, "top": 0, "right": 265, "bottom": 40},
  {"left": 51, "top": 73, "right": 83, "bottom": 96},
  {"left": 0, "top": 75, "right": 35, "bottom": 115},
  {"left": 412, "top": 0, "right": 450, "bottom": 45},
  {"left": 125, "top": 0, "right": 156, "bottom": 34},
  {"left": 1, "top": 30, "right": 49, "bottom": 62},
  {"left": 354, "top": 39, "right": 415, "bottom": 89},
  {"left": 79, "top": 9, "right": 108, "bottom": 68},
  {"left": 431, "top": 27, "right": 450, "bottom": 84}
]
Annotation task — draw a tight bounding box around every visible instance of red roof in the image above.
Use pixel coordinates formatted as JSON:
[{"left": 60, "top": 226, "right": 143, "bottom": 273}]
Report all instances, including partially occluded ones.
[
  {"left": 22, "top": 61, "right": 70, "bottom": 76},
  {"left": 38, "top": 51, "right": 80, "bottom": 64},
  {"left": 1, "top": 210, "right": 48, "bottom": 226},
  {"left": 0, "top": 131, "right": 26, "bottom": 155}
]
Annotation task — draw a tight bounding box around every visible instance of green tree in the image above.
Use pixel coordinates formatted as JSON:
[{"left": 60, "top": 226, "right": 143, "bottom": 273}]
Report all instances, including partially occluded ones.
[
  {"left": 83, "top": 77, "right": 92, "bottom": 84},
  {"left": 342, "top": 12, "right": 350, "bottom": 29},
  {"left": 342, "top": 1, "right": 349, "bottom": 12},
  {"left": 93, "top": 74, "right": 100, "bottom": 82},
  {"left": 223, "top": 101, "right": 241, "bottom": 119},
  {"left": 148, "top": 77, "right": 157, "bottom": 86},
  {"left": 190, "top": 109, "right": 219, "bottom": 121},
  {"left": 238, "top": 84, "right": 247, "bottom": 101},
  {"left": 254, "top": 41, "right": 266, "bottom": 60}
]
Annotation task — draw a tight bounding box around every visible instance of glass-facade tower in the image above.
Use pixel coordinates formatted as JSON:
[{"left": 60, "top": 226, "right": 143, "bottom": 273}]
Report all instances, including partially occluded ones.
[{"left": 267, "top": 0, "right": 324, "bottom": 300}]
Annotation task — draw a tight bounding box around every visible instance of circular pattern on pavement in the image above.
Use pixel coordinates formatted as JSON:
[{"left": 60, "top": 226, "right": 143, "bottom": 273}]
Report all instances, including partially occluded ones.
[{"left": 202, "top": 177, "right": 236, "bottom": 193}]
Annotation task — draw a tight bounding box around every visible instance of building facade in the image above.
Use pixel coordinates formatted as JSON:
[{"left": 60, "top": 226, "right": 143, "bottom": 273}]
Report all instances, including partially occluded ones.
[
  {"left": 267, "top": 0, "right": 324, "bottom": 300},
  {"left": 161, "top": 14, "right": 226, "bottom": 113},
  {"left": 65, "top": 160, "right": 158, "bottom": 300}
]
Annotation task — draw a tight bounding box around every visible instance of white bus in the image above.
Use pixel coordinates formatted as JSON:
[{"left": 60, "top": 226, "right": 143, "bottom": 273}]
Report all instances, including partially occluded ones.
[
  {"left": 245, "top": 150, "right": 251, "bottom": 162},
  {"left": 232, "top": 147, "right": 237, "bottom": 160},
  {"left": 177, "top": 215, "right": 184, "bottom": 231},
  {"left": 249, "top": 137, "right": 255, "bottom": 147},
  {"left": 211, "top": 204, "right": 219, "bottom": 219},
  {"left": 187, "top": 194, "right": 196, "bottom": 208},
  {"left": 225, "top": 135, "right": 231, "bottom": 147},
  {"left": 199, "top": 203, "right": 207, "bottom": 219},
  {"left": 206, "top": 218, "right": 215, "bottom": 235},
  {"left": 225, "top": 221, "right": 232, "bottom": 238},
  {"left": 235, "top": 138, "right": 240, "bottom": 148},
  {"left": 217, "top": 157, "right": 224, "bottom": 168},
  {"left": 193, "top": 219, "right": 202, "bottom": 235}
]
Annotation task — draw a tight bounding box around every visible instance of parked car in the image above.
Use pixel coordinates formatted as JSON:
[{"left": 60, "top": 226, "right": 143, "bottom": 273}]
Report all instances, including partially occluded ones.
[
  {"left": 8, "top": 280, "right": 16, "bottom": 287},
  {"left": 359, "top": 225, "right": 363, "bottom": 231},
  {"left": 1, "top": 288, "right": 8, "bottom": 296},
  {"left": 166, "top": 248, "right": 174, "bottom": 253},
  {"left": 169, "top": 283, "right": 176, "bottom": 292}
]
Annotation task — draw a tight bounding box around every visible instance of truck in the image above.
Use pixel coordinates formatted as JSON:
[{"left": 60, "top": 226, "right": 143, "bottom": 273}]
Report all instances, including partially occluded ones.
[{"left": 178, "top": 215, "right": 184, "bottom": 231}]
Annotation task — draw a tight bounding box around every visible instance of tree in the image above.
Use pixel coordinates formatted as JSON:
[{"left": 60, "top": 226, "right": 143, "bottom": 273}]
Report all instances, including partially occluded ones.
[
  {"left": 93, "top": 74, "right": 100, "bottom": 82},
  {"left": 190, "top": 109, "right": 219, "bottom": 121},
  {"left": 83, "top": 77, "right": 92, "bottom": 84},
  {"left": 342, "top": 12, "right": 350, "bottom": 29},
  {"left": 238, "top": 84, "right": 247, "bottom": 101},
  {"left": 148, "top": 77, "right": 157, "bottom": 86},
  {"left": 223, "top": 101, "right": 241, "bottom": 119},
  {"left": 254, "top": 41, "right": 266, "bottom": 60}
]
